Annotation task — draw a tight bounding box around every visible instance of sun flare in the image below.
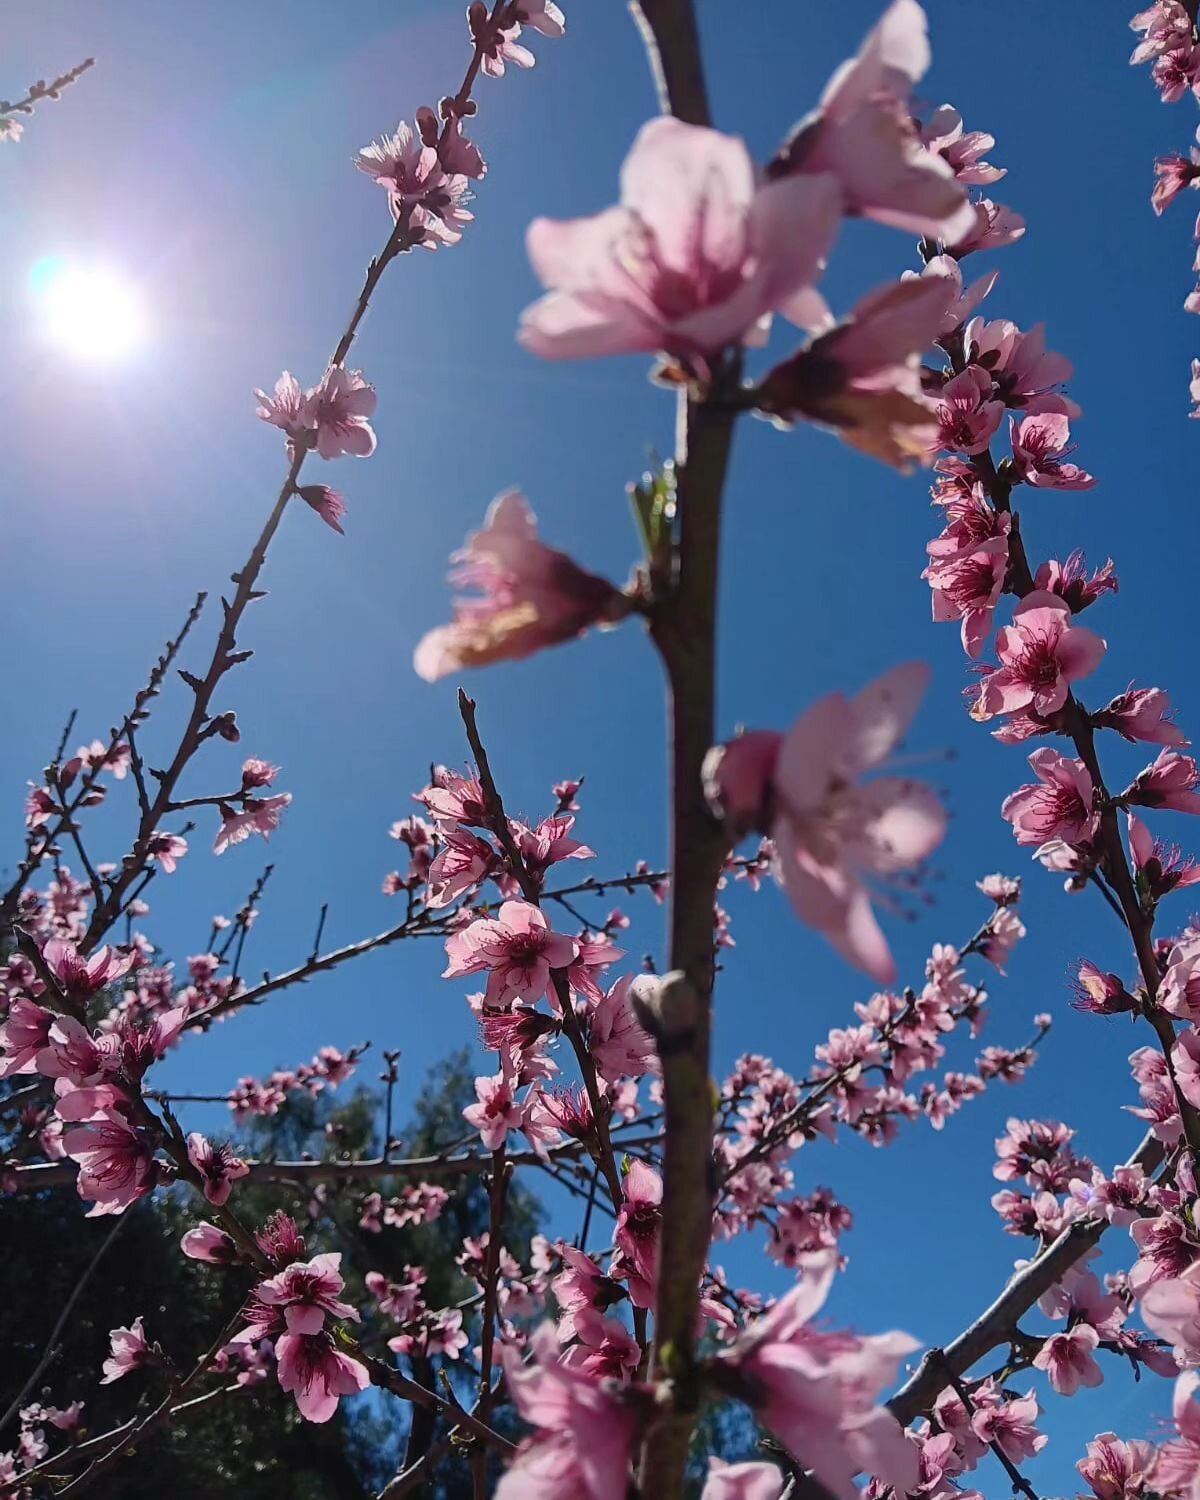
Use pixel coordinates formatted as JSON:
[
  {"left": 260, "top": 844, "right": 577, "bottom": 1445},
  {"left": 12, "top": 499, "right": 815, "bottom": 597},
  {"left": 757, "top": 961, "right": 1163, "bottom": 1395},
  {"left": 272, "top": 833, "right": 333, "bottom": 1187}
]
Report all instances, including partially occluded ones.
[{"left": 30, "top": 257, "right": 148, "bottom": 362}]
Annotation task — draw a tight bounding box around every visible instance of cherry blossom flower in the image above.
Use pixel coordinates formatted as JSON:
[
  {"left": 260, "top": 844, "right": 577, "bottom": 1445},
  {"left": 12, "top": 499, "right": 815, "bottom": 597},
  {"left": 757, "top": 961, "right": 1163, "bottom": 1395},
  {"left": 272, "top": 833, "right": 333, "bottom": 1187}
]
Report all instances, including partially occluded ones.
[
  {"left": 1125, "top": 749, "right": 1200, "bottom": 813},
  {"left": 936, "top": 367, "right": 1005, "bottom": 455},
  {"left": 700, "top": 1459, "right": 786, "bottom": 1500},
  {"left": 715, "top": 1251, "right": 918, "bottom": 1500},
  {"left": 611, "top": 1159, "right": 662, "bottom": 1310},
  {"left": 145, "top": 831, "right": 187, "bottom": 873},
  {"left": 1154, "top": 1372, "right": 1200, "bottom": 1496},
  {"left": 213, "top": 793, "right": 292, "bottom": 855},
  {"left": 588, "top": 975, "right": 659, "bottom": 1083},
  {"left": 512, "top": 0, "right": 565, "bottom": 36},
  {"left": 255, "top": 372, "right": 308, "bottom": 440},
  {"left": 924, "top": 536, "right": 1008, "bottom": 658},
  {"left": 101, "top": 1316, "right": 154, "bottom": 1383},
  {"left": 970, "top": 1389, "right": 1046, "bottom": 1463},
  {"left": 356, "top": 119, "right": 440, "bottom": 201},
  {"left": 307, "top": 367, "right": 377, "bottom": 459},
  {"left": 41, "top": 939, "right": 133, "bottom": 1000},
  {"left": 1034, "top": 553, "right": 1117, "bottom": 613},
  {"left": 63, "top": 1109, "right": 156, "bottom": 1215},
  {"left": 180, "top": 1223, "right": 239, "bottom": 1264},
  {"left": 0, "top": 999, "right": 55, "bottom": 1077},
  {"left": 560, "top": 1308, "right": 640, "bottom": 1380},
  {"left": 496, "top": 1326, "right": 641, "bottom": 1500},
  {"left": 295, "top": 484, "right": 347, "bottom": 534},
  {"left": 518, "top": 117, "right": 842, "bottom": 369},
  {"left": 704, "top": 663, "right": 946, "bottom": 983},
  {"left": 1011, "top": 413, "right": 1096, "bottom": 489},
  {"left": 1076, "top": 1432, "right": 1157, "bottom": 1500},
  {"left": 275, "top": 1331, "right": 369, "bottom": 1423},
  {"left": 769, "top": 0, "right": 973, "bottom": 240},
  {"left": 974, "top": 592, "right": 1106, "bottom": 721},
  {"left": 1142, "top": 1261, "right": 1200, "bottom": 1363},
  {"left": 1002, "top": 749, "right": 1097, "bottom": 847},
  {"left": 258, "top": 1252, "right": 359, "bottom": 1335},
  {"left": 1094, "top": 685, "right": 1188, "bottom": 745},
  {"left": 463, "top": 1072, "right": 522, "bottom": 1151},
  {"left": 757, "top": 275, "right": 956, "bottom": 469},
  {"left": 1154, "top": 143, "right": 1200, "bottom": 213},
  {"left": 444, "top": 900, "right": 577, "bottom": 1006},
  {"left": 1031, "top": 1324, "right": 1103, "bottom": 1395},
  {"left": 920, "top": 105, "right": 1006, "bottom": 185},
  {"left": 950, "top": 199, "right": 1027, "bottom": 255},
  {"left": 962, "top": 317, "right": 1077, "bottom": 414},
  {"left": 185, "top": 1133, "right": 250, "bottom": 1206},
  {"left": 415, "top": 491, "right": 627, "bottom": 680}
]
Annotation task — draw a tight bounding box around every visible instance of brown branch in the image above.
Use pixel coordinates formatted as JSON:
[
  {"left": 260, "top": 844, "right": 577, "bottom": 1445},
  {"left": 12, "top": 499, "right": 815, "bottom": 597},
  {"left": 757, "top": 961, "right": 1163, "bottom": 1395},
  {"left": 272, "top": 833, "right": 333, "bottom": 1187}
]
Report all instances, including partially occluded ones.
[
  {"left": 7, "top": 1132, "right": 665, "bottom": 1193},
  {"left": 888, "top": 1127, "right": 1167, "bottom": 1424},
  {"left": 627, "top": 0, "right": 711, "bottom": 125},
  {"left": 936, "top": 1354, "right": 1041, "bottom": 1500}
]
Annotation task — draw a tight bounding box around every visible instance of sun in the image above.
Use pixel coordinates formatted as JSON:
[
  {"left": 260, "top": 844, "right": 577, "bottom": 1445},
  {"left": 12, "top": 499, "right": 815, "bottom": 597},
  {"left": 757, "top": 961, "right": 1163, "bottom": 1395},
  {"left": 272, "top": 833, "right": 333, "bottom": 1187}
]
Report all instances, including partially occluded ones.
[{"left": 30, "top": 256, "right": 148, "bottom": 362}]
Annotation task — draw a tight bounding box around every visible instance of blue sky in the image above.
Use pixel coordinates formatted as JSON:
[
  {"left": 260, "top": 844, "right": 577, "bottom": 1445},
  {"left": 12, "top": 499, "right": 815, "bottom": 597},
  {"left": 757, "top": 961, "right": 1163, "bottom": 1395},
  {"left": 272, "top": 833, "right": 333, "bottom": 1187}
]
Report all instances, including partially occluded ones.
[{"left": 5, "top": 0, "right": 1200, "bottom": 1488}]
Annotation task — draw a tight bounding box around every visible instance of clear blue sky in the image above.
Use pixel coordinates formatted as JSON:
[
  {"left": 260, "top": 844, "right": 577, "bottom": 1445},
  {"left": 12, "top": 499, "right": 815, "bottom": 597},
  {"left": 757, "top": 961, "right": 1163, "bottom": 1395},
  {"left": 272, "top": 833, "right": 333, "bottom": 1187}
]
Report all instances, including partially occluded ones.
[{"left": 4, "top": 1, "right": 1199, "bottom": 1489}]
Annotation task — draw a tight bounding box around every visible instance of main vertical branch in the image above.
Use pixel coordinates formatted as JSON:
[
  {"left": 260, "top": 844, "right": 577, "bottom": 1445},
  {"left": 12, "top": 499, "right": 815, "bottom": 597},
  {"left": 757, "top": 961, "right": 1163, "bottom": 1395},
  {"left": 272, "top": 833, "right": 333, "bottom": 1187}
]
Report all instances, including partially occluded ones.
[
  {"left": 627, "top": 7, "right": 733, "bottom": 1494},
  {"left": 644, "top": 394, "right": 736, "bottom": 1492}
]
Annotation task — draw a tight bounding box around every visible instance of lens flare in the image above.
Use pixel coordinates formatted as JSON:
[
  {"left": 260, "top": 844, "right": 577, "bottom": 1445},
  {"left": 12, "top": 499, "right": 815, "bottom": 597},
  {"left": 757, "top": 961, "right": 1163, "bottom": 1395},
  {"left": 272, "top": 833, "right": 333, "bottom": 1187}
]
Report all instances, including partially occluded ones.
[{"left": 30, "top": 258, "right": 148, "bottom": 362}]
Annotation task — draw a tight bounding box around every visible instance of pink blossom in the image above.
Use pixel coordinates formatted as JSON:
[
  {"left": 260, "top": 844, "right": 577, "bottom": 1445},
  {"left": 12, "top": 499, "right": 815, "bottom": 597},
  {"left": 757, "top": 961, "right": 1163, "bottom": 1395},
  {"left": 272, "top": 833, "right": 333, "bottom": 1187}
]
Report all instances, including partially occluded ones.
[
  {"left": 415, "top": 491, "right": 626, "bottom": 680},
  {"left": 970, "top": 1389, "right": 1046, "bottom": 1463},
  {"left": 258, "top": 1252, "right": 359, "bottom": 1335},
  {"left": 1130, "top": 2, "right": 1194, "bottom": 65},
  {"left": 1142, "top": 1261, "right": 1200, "bottom": 1363},
  {"left": 101, "top": 1316, "right": 153, "bottom": 1383},
  {"left": 425, "top": 828, "right": 494, "bottom": 908},
  {"left": 275, "top": 1330, "right": 369, "bottom": 1423},
  {"left": 700, "top": 1460, "right": 786, "bottom": 1500},
  {"left": 36, "top": 1016, "right": 116, "bottom": 1086},
  {"left": 976, "top": 592, "right": 1106, "bottom": 720},
  {"left": 365, "top": 1266, "right": 426, "bottom": 1322},
  {"left": 1125, "top": 749, "right": 1200, "bottom": 813},
  {"left": 512, "top": 0, "right": 565, "bottom": 37},
  {"left": 757, "top": 275, "right": 954, "bottom": 470},
  {"left": 707, "top": 663, "right": 945, "bottom": 984},
  {"left": 936, "top": 367, "right": 1005, "bottom": 455},
  {"left": 356, "top": 120, "right": 440, "bottom": 200},
  {"left": 1077, "top": 1432, "right": 1157, "bottom": 1500},
  {"left": 213, "top": 793, "right": 292, "bottom": 855},
  {"left": 770, "top": 0, "right": 973, "bottom": 240},
  {"left": 295, "top": 484, "right": 347, "bottom": 534},
  {"left": 1011, "top": 413, "right": 1096, "bottom": 489},
  {"left": 496, "top": 1326, "right": 640, "bottom": 1500},
  {"left": 470, "top": 3, "right": 535, "bottom": 75},
  {"left": 717, "top": 1252, "right": 918, "bottom": 1500},
  {"left": 560, "top": 1308, "right": 639, "bottom": 1381},
  {"left": 962, "top": 317, "right": 1076, "bottom": 414},
  {"left": 443, "top": 900, "right": 577, "bottom": 1006},
  {"left": 255, "top": 372, "right": 308, "bottom": 438},
  {"left": 146, "top": 831, "right": 187, "bottom": 873},
  {"left": 588, "top": 975, "right": 659, "bottom": 1083},
  {"left": 180, "top": 1223, "right": 239, "bottom": 1264},
  {"left": 920, "top": 105, "right": 1006, "bottom": 185},
  {"left": 1155, "top": 1371, "right": 1200, "bottom": 1496},
  {"left": 186, "top": 1133, "right": 250, "bottom": 1206},
  {"left": 1154, "top": 148, "right": 1200, "bottom": 213},
  {"left": 1094, "top": 685, "right": 1188, "bottom": 746},
  {"left": 42, "top": 938, "right": 133, "bottom": 999},
  {"left": 63, "top": 1109, "right": 156, "bottom": 1215},
  {"left": 950, "top": 199, "right": 1027, "bottom": 255},
  {"left": 464, "top": 1072, "right": 522, "bottom": 1151},
  {"left": 0, "top": 117, "right": 25, "bottom": 143},
  {"left": 1034, "top": 552, "right": 1117, "bottom": 613},
  {"left": 981, "top": 906, "right": 1026, "bottom": 972},
  {"left": 923, "top": 536, "right": 1008, "bottom": 657},
  {"left": 1031, "top": 1323, "right": 1103, "bottom": 1395},
  {"left": 519, "top": 117, "right": 842, "bottom": 368},
  {"left": 305, "top": 367, "right": 377, "bottom": 460},
  {"left": 977, "top": 873, "right": 1021, "bottom": 903},
  {"left": 0, "top": 999, "right": 55, "bottom": 1077},
  {"left": 1073, "top": 960, "right": 1137, "bottom": 1017},
  {"left": 1002, "top": 749, "right": 1096, "bottom": 846},
  {"left": 612, "top": 1159, "right": 662, "bottom": 1310}
]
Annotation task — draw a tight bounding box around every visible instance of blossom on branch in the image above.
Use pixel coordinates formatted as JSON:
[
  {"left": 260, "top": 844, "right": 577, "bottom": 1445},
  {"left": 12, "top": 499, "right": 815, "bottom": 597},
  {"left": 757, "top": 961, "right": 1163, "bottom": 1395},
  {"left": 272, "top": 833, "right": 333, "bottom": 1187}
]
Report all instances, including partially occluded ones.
[
  {"left": 415, "top": 491, "right": 628, "bottom": 680},
  {"left": 518, "top": 117, "right": 842, "bottom": 371}
]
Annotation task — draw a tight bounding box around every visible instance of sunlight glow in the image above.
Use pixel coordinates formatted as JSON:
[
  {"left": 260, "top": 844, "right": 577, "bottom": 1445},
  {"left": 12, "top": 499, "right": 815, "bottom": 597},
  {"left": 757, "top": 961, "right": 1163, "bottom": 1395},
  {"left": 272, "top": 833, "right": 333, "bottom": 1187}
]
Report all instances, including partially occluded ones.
[{"left": 30, "top": 258, "right": 148, "bottom": 362}]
